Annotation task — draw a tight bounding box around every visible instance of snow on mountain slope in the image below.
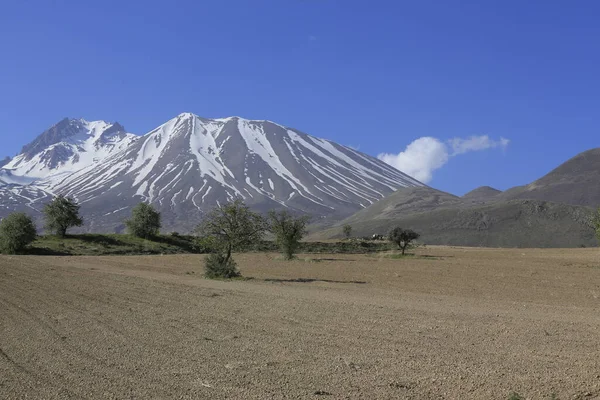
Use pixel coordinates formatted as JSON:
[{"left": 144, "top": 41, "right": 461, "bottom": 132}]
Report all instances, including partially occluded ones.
[
  {"left": 1, "top": 118, "right": 137, "bottom": 181},
  {"left": 0, "top": 112, "right": 424, "bottom": 232},
  {"left": 43, "top": 112, "right": 423, "bottom": 232},
  {"left": 0, "top": 184, "right": 53, "bottom": 217}
]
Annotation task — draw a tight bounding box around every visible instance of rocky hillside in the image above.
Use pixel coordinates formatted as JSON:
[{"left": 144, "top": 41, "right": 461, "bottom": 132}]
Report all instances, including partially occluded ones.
[
  {"left": 312, "top": 197, "right": 595, "bottom": 248},
  {"left": 462, "top": 186, "right": 502, "bottom": 203},
  {"left": 498, "top": 148, "right": 600, "bottom": 207}
]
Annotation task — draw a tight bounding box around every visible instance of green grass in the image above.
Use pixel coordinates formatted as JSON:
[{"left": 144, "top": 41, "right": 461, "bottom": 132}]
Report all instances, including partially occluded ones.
[
  {"left": 295, "top": 240, "right": 392, "bottom": 254},
  {"left": 243, "top": 239, "right": 393, "bottom": 254},
  {"left": 0, "top": 234, "right": 395, "bottom": 257},
  {"left": 23, "top": 234, "right": 200, "bottom": 256}
]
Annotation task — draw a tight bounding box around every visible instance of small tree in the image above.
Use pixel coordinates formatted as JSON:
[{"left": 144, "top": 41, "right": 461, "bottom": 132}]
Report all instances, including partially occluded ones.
[
  {"left": 268, "top": 210, "right": 309, "bottom": 260},
  {"left": 204, "top": 253, "right": 240, "bottom": 279},
  {"left": 343, "top": 224, "right": 352, "bottom": 240},
  {"left": 43, "top": 195, "right": 83, "bottom": 237},
  {"left": 196, "top": 200, "right": 266, "bottom": 278},
  {"left": 0, "top": 213, "right": 37, "bottom": 254},
  {"left": 388, "top": 227, "right": 420, "bottom": 255},
  {"left": 125, "top": 203, "right": 161, "bottom": 239}
]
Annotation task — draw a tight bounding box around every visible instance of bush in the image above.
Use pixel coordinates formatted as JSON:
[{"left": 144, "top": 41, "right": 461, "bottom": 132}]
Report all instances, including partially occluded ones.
[
  {"left": 125, "top": 203, "right": 161, "bottom": 238},
  {"left": 0, "top": 213, "right": 37, "bottom": 254},
  {"left": 593, "top": 207, "right": 600, "bottom": 244},
  {"left": 343, "top": 224, "right": 352, "bottom": 240},
  {"left": 204, "top": 252, "right": 240, "bottom": 279},
  {"left": 268, "top": 210, "right": 310, "bottom": 260},
  {"left": 170, "top": 231, "right": 180, "bottom": 237},
  {"left": 43, "top": 195, "right": 83, "bottom": 237}
]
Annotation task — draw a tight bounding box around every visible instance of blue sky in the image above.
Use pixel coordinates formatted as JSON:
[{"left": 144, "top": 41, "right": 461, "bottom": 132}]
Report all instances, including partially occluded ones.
[{"left": 1, "top": 0, "right": 599, "bottom": 195}]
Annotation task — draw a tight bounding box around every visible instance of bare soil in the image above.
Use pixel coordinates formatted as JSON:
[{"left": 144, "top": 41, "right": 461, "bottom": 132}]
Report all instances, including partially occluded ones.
[{"left": 1, "top": 247, "right": 600, "bottom": 399}]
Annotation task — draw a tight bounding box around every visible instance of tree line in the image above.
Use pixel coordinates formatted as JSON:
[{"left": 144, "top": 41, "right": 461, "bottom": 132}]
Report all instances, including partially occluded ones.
[
  {"left": 0, "top": 195, "right": 83, "bottom": 254},
  {"left": 0, "top": 196, "right": 313, "bottom": 279},
  {"left": 1, "top": 193, "right": 445, "bottom": 279}
]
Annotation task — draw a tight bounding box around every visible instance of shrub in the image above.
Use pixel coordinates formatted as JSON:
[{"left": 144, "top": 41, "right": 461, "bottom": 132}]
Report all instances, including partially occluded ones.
[
  {"left": 125, "top": 203, "right": 161, "bottom": 238},
  {"left": 591, "top": 207, "right": 600, "bottom": 244},
  {"left": 388, "top": 227, "right": 420, "bottom": 255},
  {"left": 268, "top": 210, "right": 310, "bottom": 260},
  {"left": 0, "top": 213, "right": 37, "bottom": 254},
  {"left": 43, "top": 195, "right": 83, "bottom": 237},
  {"left": 204, "top": 252, "right": 240, "bottom": 279},
  {"left": 170, "top": 231, "right": 180, "bottom": 237},
  {"left": 343, "top": 224, "right": 352, "bottom": 240}
]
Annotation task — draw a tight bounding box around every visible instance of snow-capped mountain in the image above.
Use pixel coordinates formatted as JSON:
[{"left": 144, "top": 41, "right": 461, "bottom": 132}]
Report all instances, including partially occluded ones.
[
  {"left": 0, "top": 113, "right": 423, "bottom": 232},
  {"left": 1, "top": 118, "right": 137, "bottom": 183}
]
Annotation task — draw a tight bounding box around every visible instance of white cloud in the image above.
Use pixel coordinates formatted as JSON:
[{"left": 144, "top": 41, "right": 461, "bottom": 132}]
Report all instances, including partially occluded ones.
[
  {"left": 378, "top": 137, "right": 448, "bottom": 183},
  {"left": 449, "top": 135, "right": 510, "bottom": 155},
  {"left": 378, "top": 135, "right": 509, "bottom": 184}
]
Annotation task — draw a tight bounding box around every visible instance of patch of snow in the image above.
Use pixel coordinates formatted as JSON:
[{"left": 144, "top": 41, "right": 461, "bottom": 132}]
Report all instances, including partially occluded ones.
[
  {"left": 186, "top": 186, "right": 195, "bottom": 200},
  {"left": 201, "top": 186, "right": 212, "bottom": 202}
]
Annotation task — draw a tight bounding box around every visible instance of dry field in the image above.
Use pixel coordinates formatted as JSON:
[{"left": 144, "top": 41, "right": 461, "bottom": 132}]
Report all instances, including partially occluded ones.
[{"left": 1, "top": 247, "right": 600, "bottom": 399}]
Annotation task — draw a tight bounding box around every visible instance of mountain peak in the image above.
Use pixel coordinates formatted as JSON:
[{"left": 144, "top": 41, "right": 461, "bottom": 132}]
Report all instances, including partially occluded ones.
[
  {"left": 171, "top": 112, "right": 285, "bottom": 127},
  {"left": 176, "top": 112, "right": 198, "bottom": 120},
  {"left": 462, "top": 186, "right": 502, "bottom": 202},
  {"left": 20, "top": 118, "right": 84, "bottom": 158},
  {"left": 3, "top": 118, "right": 136, "bottom": 180}
]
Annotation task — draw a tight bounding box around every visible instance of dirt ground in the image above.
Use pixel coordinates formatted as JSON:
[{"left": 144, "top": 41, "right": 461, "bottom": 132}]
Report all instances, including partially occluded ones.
[{"left": 1, "top": 247, "right": 600, "bottom": 399}]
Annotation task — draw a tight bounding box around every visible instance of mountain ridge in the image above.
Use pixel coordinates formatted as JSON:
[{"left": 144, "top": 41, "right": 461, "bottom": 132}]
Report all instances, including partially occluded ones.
[
  {"left": 497, "top": 148, "right": 600, "bottom": 207},
  {"left": 0, "top": 112, "right": 423, "bottom": 232}
]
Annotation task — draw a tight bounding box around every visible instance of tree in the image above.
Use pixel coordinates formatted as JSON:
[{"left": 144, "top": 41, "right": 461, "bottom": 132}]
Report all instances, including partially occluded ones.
[
  {"left": 43, "top": 195, "right": 83, "bottom": 237},
  {"left": 0, "top": 213, "right": 37, "bottom": 254},
  {"left": 343, "top": 224, "right": 352, "bottom": 240},
  {"left": 268, "top": 210, "right": 310, "bottom": 260},
  {"left": 125, "top": 203, "right": 161, "bottom": 238},
  {"left": 195, "top": 200, "right": 266, "bottom": 278},
  {"left": 388, "top": 227, "right": 420, "bottom": 255}
]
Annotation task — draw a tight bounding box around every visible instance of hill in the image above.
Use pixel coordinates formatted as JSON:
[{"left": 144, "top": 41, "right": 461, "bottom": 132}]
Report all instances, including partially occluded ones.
[
  {"left": 499, "top": 148, "right": 600, "bottom": 207},
  {"left": 462, "top": 186, "right": 502, "bottom": 203},
  {"left": 313, "top": 197, "right": 595, "bottom": 248},
  {"left": 339, "top": 186, "right": 463, "bottom": 224},
  {"left": 311, "top": 148, "right": 600, "bottom": 248}
]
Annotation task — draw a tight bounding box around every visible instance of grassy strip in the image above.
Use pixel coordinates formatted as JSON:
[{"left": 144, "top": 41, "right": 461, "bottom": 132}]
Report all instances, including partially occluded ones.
[
  {"left": 24, "top": 234, "right": 199, "bottom": 256},
  {"left": 2, "top": 234, "right": 394, "bottom": 256}
]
